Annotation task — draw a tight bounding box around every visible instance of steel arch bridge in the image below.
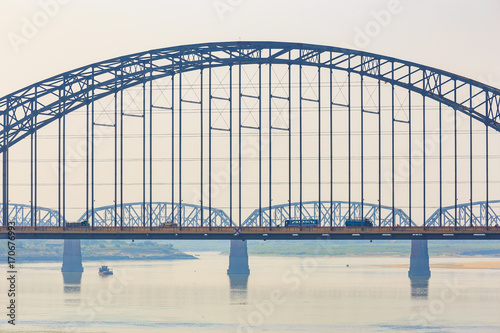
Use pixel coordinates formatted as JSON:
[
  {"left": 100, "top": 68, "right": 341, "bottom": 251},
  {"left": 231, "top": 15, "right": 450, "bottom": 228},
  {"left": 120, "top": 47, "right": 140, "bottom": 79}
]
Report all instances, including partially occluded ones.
[{"left": 1, "top": 41, "right": 500, "bottom": 239}]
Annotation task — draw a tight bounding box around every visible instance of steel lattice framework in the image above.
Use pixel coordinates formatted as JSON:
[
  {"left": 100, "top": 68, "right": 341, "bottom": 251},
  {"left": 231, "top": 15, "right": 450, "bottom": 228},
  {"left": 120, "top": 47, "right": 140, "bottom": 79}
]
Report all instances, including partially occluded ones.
[
  {"left": 0, "top": 203, "right": 64, "bottom": 226},
  {"left": 1, "top": 41, "right": 500, "bottom": 231},
  {"left": 242, "top": 200, "right": 414, "bottom": 227},
  {"left": 2, "top": 41, "right": 499, "bottom": 150},
  {"left": 426, "top": 200, "right": 500, "bottom": 227},
  {"left": 77, "top": 202, "right": 232, "bottom": 227}
]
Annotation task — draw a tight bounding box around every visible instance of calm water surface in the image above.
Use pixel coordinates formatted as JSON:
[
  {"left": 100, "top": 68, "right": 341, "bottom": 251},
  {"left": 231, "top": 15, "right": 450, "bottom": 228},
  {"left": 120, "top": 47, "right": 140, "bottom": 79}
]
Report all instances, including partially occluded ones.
[{"left": 2, "top": 253, "right": 500, "bottom": 332}]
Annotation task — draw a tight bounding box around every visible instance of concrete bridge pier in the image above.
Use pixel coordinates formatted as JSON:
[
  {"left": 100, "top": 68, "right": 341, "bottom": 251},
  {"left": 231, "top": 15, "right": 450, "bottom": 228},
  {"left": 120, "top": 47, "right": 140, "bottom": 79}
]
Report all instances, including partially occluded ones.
[
  {"left": 227, "top": 240, "right": 250, "bottom": 275},
  {"left": 61, "top": 239, "right": 84, "bottom": 284},
  {"left": 408, "top": 239, "right": 431, "bottom": 279}
]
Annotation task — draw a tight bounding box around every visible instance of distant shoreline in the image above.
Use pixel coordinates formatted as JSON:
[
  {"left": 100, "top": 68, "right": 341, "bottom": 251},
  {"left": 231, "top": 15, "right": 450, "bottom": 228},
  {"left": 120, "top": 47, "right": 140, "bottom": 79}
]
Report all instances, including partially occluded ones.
[
  {"left": 13, "top": 254, "right": 198, "bottom": 263},
  {"left": 371, "top": 261, "right": 500, "bottom": 269}
]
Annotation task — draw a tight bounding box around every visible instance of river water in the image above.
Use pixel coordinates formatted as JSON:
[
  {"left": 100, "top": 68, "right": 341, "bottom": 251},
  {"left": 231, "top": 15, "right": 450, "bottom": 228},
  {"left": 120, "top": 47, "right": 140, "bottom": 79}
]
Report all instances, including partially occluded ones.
[{"left": 1, "top": 252, "right": 500, "bottom": 332}]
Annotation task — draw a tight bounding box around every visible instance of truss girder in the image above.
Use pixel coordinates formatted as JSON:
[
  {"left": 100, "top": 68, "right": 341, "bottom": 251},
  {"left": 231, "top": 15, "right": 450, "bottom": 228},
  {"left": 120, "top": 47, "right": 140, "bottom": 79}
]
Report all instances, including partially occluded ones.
[
  {"left": 0, "top": 204, "right": 64, "bottom": 226},
  {"left": 242, "top": 201, "right": 415, "bottom": 227},
  {"left": 1, "top": 41, "right": 500, "bottom": 151}
]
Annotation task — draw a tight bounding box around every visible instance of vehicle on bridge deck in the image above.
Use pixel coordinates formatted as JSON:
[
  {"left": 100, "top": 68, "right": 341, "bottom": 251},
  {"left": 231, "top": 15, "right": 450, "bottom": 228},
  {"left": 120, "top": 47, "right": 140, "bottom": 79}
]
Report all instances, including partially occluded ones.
[
  {"left": 158, "top": 221, "right": 178, "bottom": 227},
  {"left": 345, "top": 218, "right": 373, "bottom": 227},
  {"left": 284, "top": 219, "right": 319, "bottom": 227},
  {"left": 98, "top": 265, "right": 113, "bottom": 276},
  {"left": 65, "top": 221, "right": 90, "bottom": 227}
]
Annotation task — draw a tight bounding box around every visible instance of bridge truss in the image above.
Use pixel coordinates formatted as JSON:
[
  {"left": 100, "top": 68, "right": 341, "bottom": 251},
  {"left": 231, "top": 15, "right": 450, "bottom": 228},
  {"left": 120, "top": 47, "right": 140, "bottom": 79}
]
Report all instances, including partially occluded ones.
[{"left": 1, "top": 41, "right": 500, "bottom": 230}]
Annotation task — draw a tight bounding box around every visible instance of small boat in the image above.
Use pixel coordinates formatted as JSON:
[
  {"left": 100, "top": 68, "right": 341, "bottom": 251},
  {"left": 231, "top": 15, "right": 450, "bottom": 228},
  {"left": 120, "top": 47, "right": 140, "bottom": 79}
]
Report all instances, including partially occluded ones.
[{"left": 98, "top": 265, "right": 113, "bottom": 276}]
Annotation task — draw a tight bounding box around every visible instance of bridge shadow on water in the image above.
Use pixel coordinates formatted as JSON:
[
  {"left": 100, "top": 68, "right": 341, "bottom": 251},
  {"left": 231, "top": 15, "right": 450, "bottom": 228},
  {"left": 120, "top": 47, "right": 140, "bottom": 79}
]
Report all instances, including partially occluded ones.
[
  {"left": 410, "top": 277, "right": 429, "bottom": 299},
  {"left": 62, "top": 272, "right": 82, "bottom": 294}
]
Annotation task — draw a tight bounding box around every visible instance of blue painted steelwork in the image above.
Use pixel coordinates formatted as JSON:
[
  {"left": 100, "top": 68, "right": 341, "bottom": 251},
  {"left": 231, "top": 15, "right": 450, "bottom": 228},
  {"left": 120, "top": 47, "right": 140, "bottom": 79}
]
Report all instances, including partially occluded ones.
[
  {"left": 77, "top": 202, "right": 233, "bottom": 227},
  {"left": 1, "top": 41, "right": 499, "bottom": 152},
  {"left": 0, "top": 203, "right": 65, "bottom": 226},
  {"left": 242, "top": 201, "right": 415, "bottom": 227},
  {"left": 425, "top": 200, "right": 500, "bottom": 227},
  {"left": 1, "top": 41, "right": 500, "bottom": 229}
]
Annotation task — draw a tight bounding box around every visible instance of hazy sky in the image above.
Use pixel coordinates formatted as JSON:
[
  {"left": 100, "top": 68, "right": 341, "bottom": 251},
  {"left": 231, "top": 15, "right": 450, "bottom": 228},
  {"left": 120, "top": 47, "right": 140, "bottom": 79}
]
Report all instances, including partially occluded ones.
[{"left": 1, "top": 0, "right": 499, "bottom": 95}]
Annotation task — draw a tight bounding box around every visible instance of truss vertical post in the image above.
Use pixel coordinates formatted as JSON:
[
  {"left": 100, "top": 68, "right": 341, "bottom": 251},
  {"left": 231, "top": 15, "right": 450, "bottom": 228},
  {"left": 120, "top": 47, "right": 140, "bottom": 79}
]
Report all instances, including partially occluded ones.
[
  {"left": 423, "top": 95, "right": 426, "bottom": 228},
  {"left": 200, "top": 68, "right": 204, "bottom": 227},
  {"left": 378, "top": 80, "right": 381, "bottom": 227},
  {"left": 30, "top": 98, "right": 34, "bottom": 226},
  {"left": 34, "top": 95, "right": 38, "bottom": 227},
  {"left": 143, "top": 82, "right": 146, "bottom": 227},
  {"left": 486, "top": 96, "right": 489, "bottom": 228},
  {"left": 238, "top": 61, "right": 242, "bottom": 228},
  {"left": 86, "top": 87, "right": 89, "bottom": 226},
  {"left": 58, "top": 90, "right": 61, "bottom": 227},
  {"left": 318, "top": 65, "right": 321, "bottom": 224},
  {"left": 454, "top": 80, "right": 458, "bottom": 227},
  {"left": 361, "top": 74, "right": 364, "bottom": 219},
  {"left": 348, "top": 61, "right": 352, "bottom": 220},
  {"left": 63, "top": 92, "right": 66, "bottom": 226},
  {"left": 2, "top": 99, "right": 8, "bottom": 227},
  {"left": 149, "top": 56, "right": 153, "bottom": 228},
  {"left": 268, "top": 61, "right": 272, "bottom": 229},
  {"left": 31, "top": 89, "right": 38, "bottom": 227},
  {"left": 299, "top": 64, "right": 303, "bottom": 227},
  {"left": 329, "top": 65, "right": 333, "bottom": 228},
  {"left": 391, "top": 69, "right": 395, "bottom": 228},
  {"left": 209, "top": 60, "right": 212, "bottom": 229},
  {"left": 114, "top": 78, "right": 118, "bottom": 227},
  {"left": 408, "top": 71, "right": 412, "bottom": 225},
  {"left": 179, "top": 70, "right": 182, "bottom": 228},
  {"left": 258, "top": 63, "right": 262, "bottom": 228},
  {"left": 288, "top": 61, "right": 292, "bottom": 225},
  {"left": 230, "top": 65, "right": 233, "bottom": 227},
  {"left": 171, "top": 74, "right": 175, "bottom": 226},
  {"left": 119, "top": 69, "right": 123, "bottom": 229},
  {"left": 469, "top": 85, "right": 473, "bottom": 227},
  {"left": 92, "top": 70, "right": 96, "bottom": 228},
  {"left": 439, "top": 101, "right": 443, "bottom": 227}
]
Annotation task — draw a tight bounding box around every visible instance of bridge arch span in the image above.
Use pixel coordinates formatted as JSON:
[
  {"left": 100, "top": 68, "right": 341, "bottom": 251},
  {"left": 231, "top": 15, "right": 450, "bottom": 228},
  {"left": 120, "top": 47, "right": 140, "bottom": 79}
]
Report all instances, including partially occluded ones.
[
  {"left": 243, "top": 200, "right": 414, "bottom": 227},
  {"left": 2, "top": 41, "right": 500, "bottom": 151},
  {"left": 0, "top": 203, "right": 65, "bottom": 226},
  {"left": 2, "top": 41, "right": 500, "bottom": 228},
  {"left": 78, "top": 202, "right": 233, "bottom": 227}
]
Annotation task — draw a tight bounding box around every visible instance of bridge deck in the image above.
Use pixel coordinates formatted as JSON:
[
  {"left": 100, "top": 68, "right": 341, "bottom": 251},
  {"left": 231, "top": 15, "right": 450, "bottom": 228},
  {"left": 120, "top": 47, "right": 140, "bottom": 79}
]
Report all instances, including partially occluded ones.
[{"left": 3, "top": 226, "right": 500, "bottom": 240}]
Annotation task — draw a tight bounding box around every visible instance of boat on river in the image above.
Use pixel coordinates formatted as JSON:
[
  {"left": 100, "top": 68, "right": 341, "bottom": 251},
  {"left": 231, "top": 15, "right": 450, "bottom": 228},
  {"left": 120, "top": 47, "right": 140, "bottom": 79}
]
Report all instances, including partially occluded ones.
[{"left": 98, "top": 265, "right": 113, "bottom": 276}]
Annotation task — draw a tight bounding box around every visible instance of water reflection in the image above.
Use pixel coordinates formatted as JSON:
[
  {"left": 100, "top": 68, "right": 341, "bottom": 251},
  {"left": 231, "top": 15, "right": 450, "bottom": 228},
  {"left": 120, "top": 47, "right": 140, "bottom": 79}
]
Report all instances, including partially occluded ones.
[
  {"left": 410, "top": 277, "right": 429, "bottom": 299},
  {"left": 228, "top": 274, "right": 249, "bottom": 304},
  {"left": 63, "top": 272, "right": 82, "bottom": 295}
]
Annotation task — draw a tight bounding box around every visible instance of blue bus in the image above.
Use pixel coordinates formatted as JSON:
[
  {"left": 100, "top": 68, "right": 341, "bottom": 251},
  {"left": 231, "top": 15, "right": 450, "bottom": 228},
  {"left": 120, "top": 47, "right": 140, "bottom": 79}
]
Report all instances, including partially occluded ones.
[
  {"left": 345, "top": 218, "right": 373, "bottom": 227},
  {"left": 284, "top": 219, "right": 319, "bottom": 227}
]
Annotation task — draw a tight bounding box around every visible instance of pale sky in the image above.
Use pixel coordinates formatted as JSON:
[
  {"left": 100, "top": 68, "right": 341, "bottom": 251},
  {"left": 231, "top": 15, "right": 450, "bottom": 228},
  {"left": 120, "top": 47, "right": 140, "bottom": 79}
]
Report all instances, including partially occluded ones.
[
  {"left": 1, "top": 0, "right": 499, "bottom": 95},
  {"left": 1, "top": 0, "right": 499, "bottom": 222}
]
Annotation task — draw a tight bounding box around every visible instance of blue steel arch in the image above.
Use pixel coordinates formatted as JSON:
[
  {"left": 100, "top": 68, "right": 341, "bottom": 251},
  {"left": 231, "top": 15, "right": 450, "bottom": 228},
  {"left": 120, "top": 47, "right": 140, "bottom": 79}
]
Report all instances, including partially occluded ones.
[
  {"left": 1, "top": 41, "right": 500, "bottom": 152},
  {"left": 426, "top": 200, "right": 500, "bottom": 227},
  {"left": 0, "top": 203, "right": 65, "bottom": 226},
  {"left": 77, "top": 202, "right": 233, "bottom": 227},
  {"left": 242, "top": 201, "right": 414, "bottom": 227}
]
